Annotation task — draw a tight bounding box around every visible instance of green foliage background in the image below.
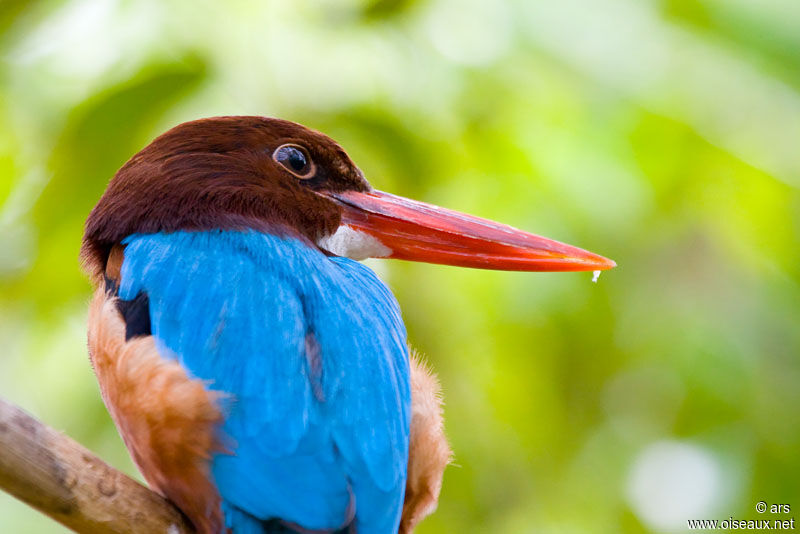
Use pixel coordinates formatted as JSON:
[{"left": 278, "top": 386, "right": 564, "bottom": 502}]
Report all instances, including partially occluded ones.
[{"left": 1, "top": 1, "right": 798, "bottom": 532}]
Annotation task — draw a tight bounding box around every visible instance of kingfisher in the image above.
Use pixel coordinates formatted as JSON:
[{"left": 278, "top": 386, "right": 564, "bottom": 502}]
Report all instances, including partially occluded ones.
[{"left": 81, "top": 116, "right": 615, "bottom": 534}]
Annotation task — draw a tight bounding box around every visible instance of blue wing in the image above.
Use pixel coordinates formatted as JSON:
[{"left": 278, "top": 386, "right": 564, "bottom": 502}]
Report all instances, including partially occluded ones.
[{"left": 118, "top": 230, "right": 411, "bottom": 533}]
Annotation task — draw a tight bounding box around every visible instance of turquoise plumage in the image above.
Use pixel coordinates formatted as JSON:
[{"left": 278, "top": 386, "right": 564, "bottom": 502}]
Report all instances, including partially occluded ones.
[{"left": 118, "top": 230, "right": 411, "bottom": 533}]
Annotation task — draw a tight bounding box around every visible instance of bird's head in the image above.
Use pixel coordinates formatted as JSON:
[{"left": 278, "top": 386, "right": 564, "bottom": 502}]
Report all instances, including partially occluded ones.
[{"left": 82, "top": 116, "right": 615, "bottom": 277}]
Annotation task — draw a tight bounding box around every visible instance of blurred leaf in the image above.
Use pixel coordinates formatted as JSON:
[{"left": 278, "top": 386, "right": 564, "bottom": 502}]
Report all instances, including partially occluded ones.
[
  {"left": 3, "top": 56, "right": 207, "bottom": 310},
  {"left": 662, "top": 0, "right": 800, "bottom": 89},
  {"left": 359, "top": 0, "right": 422, "bottom": 21},
  {"left": 0, "top": 0, "right": 51, "bottom": 45}
]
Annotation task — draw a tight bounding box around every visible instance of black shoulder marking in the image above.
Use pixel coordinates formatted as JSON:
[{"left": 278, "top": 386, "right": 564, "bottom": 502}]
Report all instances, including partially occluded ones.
[
  {"left": 104, "top": 274, "right": 119, "bottom": 295},
  {"left": 116, "top": 291, "right": 152, "bottom": 340}
]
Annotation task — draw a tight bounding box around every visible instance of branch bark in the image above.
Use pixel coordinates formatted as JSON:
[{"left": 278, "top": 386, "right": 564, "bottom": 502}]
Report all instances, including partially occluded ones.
[{"left": 0, "top": 396, "right": 194, "bottom": 533}]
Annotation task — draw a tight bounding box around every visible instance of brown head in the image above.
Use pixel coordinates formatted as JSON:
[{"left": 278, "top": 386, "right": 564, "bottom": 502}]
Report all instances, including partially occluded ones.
[
  {"left": 82, "top": 116, "right": 370, "bottom": 277},
  {"left": 83, "top": 115, "right": 615, "bottom": 280}
]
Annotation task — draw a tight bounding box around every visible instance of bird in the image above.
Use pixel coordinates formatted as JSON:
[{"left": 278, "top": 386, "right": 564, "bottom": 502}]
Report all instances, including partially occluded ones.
[{"left": 81, "top": 116, "right": 615, "bottom": 534}]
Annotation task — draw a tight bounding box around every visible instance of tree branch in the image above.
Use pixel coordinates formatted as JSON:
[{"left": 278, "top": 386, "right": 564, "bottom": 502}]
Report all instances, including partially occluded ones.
[{"left": 0, "top": 396, "right": 194, "bottom": 533}]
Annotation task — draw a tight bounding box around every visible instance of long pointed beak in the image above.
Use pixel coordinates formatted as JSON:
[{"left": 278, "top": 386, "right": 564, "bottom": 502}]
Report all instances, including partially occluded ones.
[{"left": 326, "top": 190, "right": 616, "bottom": 272}]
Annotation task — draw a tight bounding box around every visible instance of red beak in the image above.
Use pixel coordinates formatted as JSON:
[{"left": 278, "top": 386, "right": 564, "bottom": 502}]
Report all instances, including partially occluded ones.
[{"left": 327, "top": 190, "right": 616, "bottom": 272}]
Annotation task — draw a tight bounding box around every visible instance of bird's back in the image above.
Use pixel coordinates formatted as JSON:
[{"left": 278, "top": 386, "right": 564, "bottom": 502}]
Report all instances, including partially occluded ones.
[{"left": 100, "top": 230, "right": 411, "bottom": 533}]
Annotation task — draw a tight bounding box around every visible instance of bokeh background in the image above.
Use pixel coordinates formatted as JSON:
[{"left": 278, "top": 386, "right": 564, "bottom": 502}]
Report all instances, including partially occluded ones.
[{"left": 1, "top": 0, "right": 799, "bottom": 532}]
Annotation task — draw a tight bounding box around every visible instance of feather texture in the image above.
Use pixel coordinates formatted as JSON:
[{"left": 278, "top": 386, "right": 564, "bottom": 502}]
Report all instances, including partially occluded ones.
[
  {"left": 402, "top": 354, "right": 451, "bottom": 533},
  {"left": 87, "top": 287, "right": 225, "bottom": 533},
  {"left": 117, "top": 230, "right": 411, "bottom": 533}
]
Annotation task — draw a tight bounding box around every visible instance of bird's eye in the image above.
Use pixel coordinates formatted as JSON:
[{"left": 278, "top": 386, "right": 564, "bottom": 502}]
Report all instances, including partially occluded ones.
[{"left": 273, "top": 144, "right": 315, "bottom": 179}]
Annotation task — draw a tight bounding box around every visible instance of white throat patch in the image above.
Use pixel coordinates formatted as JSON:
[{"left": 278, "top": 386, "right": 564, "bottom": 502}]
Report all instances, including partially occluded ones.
[{"left": 317, "top": 225, "right": 392, "bottom": 260}]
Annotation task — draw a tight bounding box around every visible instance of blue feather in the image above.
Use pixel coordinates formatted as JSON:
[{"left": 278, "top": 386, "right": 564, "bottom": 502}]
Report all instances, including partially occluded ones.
[{"left": 118, "top": 230, "right": 411, "bottom": 533}]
